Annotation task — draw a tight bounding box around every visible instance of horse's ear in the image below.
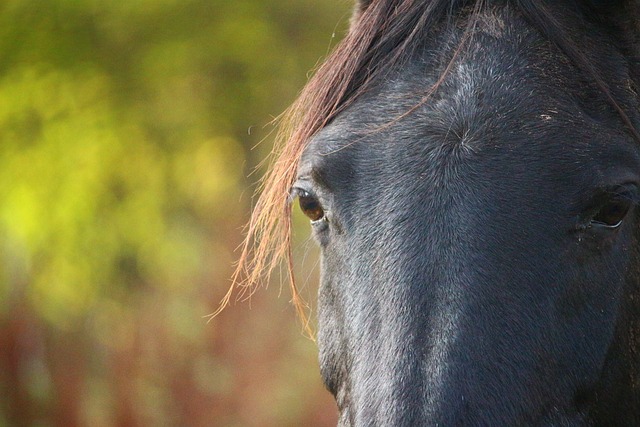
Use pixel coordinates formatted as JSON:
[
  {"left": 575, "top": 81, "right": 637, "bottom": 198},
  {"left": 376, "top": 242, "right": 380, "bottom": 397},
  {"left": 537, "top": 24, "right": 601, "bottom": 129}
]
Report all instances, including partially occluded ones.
[{"left": 350, "top": 0, "right": 374, "bottom": 29}]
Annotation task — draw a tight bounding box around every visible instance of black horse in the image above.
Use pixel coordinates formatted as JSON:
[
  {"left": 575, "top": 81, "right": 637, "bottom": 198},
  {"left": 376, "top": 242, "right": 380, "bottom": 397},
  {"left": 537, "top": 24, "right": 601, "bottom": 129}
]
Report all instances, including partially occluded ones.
[{"left": 226, "top": 0, "right": 640, "bottom": 424}]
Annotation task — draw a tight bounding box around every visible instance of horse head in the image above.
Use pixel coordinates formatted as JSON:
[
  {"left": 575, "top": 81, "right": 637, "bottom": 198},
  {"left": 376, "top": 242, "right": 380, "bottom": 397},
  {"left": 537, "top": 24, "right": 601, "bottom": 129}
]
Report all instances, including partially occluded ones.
[{"left": 234, "top": 1, "right": 640, "bottom": 424}]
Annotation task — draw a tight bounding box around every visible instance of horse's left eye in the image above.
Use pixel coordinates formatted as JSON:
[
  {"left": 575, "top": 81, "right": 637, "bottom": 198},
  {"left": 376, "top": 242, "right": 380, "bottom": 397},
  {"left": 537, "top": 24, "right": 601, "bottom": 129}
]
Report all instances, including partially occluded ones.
[
  {"left": 591, "top": 196, "right": 632, "bottom": 229},
  {"left": 298, "top": 191, "right": 325, "bottom": 222}
]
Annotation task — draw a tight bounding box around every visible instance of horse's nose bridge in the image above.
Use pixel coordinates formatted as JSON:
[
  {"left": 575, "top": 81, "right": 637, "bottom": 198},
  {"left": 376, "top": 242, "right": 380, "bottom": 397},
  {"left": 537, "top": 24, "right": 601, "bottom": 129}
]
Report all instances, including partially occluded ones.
[
  {"left": 390, "top": 193, "right": 504, "bottom": 412},
  {"left": 399, "top": 217, "right": 554, "bottom": 421},
  {"left": 364, "top": 176, "right": 530, "bottom": 416},
  {"left": 370, "top": 252, "right": 491, "bottom": 423}
]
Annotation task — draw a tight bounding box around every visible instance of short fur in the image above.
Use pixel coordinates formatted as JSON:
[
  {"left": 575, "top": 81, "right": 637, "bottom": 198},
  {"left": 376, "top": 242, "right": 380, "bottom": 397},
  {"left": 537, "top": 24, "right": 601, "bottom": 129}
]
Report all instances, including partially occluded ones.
[{"left": 227, "top": 0, "right": 640, "bottom": 424}]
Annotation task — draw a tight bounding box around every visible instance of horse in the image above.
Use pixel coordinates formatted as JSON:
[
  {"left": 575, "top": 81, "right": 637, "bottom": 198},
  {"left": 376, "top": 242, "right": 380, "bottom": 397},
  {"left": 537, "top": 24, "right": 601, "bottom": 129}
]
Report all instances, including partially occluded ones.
[{"left": 223, "top": 0, "right": 640, "bottom": 424}]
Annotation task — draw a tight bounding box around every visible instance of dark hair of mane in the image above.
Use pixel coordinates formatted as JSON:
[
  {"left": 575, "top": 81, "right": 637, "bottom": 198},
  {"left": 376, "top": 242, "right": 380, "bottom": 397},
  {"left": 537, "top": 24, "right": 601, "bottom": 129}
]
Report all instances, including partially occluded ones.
[{"left": 213, "top": 0, "right": 640, "bottom": 336}]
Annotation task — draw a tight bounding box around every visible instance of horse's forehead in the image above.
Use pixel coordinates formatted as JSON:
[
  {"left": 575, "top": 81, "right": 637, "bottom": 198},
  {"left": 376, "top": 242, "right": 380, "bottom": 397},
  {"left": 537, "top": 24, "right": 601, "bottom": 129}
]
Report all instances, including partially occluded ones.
[
  {"left": 319, "top": 28, "right": 538, "bottom": 139},
  {"left": 302, "top": 6, "right": 632, "bottom": 177},
  {"left": 475, "top": 9, "right": 506, "bottom": 38},
  {"left": 307, "top": 37, "right": 542, "bottom": 158}
]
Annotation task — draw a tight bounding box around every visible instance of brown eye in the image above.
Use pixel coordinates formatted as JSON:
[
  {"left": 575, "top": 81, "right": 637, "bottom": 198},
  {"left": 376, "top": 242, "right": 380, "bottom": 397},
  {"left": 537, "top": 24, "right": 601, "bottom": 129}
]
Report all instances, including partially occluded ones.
[
  {"left": 591, "top": 197, "right": 632, "bottom": 228},
  {"left": 298, "top": 191, "right": 325, "bottom": 222}
]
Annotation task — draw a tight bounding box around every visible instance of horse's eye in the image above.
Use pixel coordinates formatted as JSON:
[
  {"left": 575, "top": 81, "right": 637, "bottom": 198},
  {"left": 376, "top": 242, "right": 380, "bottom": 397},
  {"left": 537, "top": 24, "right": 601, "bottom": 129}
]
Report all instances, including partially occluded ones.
[
  {"left": 591, "top": 197, "right": 632, "bottom": 229},
  {"left": 298, "top": 191, "right": 325, "bottom": 222}
]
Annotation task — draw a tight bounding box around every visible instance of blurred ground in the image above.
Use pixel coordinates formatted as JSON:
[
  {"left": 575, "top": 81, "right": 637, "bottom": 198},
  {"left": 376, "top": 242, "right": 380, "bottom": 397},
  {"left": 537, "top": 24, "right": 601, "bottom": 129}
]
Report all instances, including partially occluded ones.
[{"left": 0, "top": 1, "right": 351, "bottom": 425}]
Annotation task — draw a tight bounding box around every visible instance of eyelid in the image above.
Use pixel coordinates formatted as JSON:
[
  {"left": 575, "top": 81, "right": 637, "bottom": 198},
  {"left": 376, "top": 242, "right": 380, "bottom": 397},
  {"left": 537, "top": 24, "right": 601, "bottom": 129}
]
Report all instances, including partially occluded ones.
[
  {"left": 612, "top": 182, "right": 638, "bottom": 194},
  {"left": 311, "top": 215, "right": 329, "bottom": 226},
  {"left": 594, "top": 184, "right": 639, "bottom": 204},
  {"left": 289, "top": 177, "right": 318, "bottom": 197},
  {"left": 591, "top": 220, "right": 623, "bottom": 229},
  {"left": 616, "top": 190, "right": 640, "bottom": 205},
  {"left": 289, "top": 186, "right": 314, "bottom": 203},
  {"left": 605, "top": 186, "right": 640, "bottom": 209}
]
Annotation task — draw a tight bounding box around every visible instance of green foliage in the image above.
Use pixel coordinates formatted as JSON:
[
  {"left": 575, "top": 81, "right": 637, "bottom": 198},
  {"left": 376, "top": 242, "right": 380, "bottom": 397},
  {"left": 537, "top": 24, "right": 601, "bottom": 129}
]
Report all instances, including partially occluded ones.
[{"left": 0, "top": 0, "right": 349, "bottom": 425}]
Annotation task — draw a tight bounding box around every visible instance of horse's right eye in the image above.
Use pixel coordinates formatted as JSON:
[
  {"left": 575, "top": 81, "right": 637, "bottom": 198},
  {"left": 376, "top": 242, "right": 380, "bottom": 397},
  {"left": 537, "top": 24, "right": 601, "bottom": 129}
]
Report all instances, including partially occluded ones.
[{"left": 298, "top": 191, "right": 325, "bottom": 222}]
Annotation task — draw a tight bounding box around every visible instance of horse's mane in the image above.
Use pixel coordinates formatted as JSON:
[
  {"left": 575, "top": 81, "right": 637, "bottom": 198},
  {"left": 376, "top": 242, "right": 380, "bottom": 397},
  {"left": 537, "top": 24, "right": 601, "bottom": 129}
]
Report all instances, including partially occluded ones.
[{"left": 214, "top": 0, "right": 640, "bottom": 335}]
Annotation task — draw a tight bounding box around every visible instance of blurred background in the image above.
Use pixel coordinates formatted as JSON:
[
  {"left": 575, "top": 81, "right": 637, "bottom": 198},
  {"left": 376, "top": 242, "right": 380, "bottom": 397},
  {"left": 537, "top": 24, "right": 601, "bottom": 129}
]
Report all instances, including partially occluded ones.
[{"left": 0, "top": 0, "right": 352, "bottom": 425}]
